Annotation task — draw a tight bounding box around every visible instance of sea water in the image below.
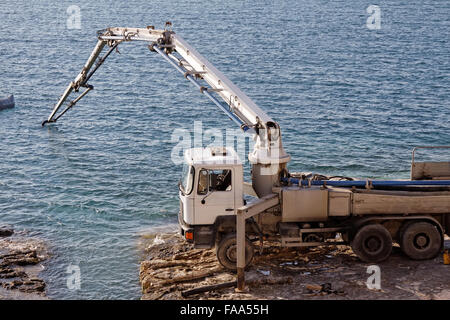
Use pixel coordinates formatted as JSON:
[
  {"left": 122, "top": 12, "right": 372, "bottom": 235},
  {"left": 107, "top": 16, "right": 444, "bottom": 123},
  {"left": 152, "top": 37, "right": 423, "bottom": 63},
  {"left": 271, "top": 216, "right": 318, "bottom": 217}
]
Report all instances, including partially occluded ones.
[{"left": 0, "top": 0, "right": 448, "bottom": 299}]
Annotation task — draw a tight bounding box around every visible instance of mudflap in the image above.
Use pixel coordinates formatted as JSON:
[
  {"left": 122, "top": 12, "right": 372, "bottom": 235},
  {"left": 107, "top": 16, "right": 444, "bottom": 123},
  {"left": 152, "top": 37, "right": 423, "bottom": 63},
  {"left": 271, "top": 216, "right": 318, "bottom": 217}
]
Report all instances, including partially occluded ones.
[{"left": 445, "top": 214, "right": 450, "bottom": 237}]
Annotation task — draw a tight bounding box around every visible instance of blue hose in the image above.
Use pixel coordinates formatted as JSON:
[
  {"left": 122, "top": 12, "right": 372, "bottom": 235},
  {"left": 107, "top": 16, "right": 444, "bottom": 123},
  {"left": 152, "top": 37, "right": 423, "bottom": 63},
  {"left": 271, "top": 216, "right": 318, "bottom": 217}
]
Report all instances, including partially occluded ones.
[{"left": 283, "top": 177, "right": 450, "bottom": 187}]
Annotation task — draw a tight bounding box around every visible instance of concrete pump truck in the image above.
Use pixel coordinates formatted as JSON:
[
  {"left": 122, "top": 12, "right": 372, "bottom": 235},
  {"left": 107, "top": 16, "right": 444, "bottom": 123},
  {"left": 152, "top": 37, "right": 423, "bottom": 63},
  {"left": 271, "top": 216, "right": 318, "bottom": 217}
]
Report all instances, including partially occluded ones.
[{"left": 43, "top": 24, "right": 450, "bottom": 277}]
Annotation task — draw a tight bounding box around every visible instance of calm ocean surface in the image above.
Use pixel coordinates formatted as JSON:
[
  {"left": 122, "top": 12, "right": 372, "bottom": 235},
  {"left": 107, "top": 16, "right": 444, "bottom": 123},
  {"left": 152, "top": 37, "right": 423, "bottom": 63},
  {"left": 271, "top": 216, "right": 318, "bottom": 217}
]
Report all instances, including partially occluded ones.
[{"left": 0, "top": 0, "right": 448, "bottom": 299}]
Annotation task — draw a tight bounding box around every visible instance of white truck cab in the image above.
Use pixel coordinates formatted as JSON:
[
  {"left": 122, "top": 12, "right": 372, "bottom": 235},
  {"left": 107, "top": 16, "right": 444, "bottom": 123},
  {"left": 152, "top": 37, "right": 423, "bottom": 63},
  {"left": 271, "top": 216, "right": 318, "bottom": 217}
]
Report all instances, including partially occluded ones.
[{"left": 178, "top": 147, "right": 244, "bottom": 248}]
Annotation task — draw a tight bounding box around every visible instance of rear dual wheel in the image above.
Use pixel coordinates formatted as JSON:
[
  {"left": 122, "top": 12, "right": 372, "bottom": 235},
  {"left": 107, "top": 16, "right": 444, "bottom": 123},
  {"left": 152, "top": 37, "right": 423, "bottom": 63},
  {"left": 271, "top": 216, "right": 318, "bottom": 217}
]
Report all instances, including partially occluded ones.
[{"left": 400, "top": 221, "right": 442, "bottom": 260}]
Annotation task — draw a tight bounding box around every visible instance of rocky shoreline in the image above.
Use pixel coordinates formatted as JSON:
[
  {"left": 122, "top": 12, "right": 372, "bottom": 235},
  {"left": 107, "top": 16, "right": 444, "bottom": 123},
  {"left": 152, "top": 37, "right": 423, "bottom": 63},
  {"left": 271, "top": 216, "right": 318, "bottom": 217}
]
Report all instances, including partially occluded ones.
[
  {"left": 0, "top": 227, "right": 48, "bottom": 299},
  {"left": 140, "top": 232, "right": 450, "bottom": 300}
]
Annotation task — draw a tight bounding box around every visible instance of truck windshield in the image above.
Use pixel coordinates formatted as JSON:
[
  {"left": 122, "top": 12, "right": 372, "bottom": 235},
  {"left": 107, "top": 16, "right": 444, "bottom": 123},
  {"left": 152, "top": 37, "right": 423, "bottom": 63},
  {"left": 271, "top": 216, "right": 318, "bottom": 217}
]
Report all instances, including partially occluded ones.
[{"left": 180, "top": 164, "right": 195, "bottom": 195}]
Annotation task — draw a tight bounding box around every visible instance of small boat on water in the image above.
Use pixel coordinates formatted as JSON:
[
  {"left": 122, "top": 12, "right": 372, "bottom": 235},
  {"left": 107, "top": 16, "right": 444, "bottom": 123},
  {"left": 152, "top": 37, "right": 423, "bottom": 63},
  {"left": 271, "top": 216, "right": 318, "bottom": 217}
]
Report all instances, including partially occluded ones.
[{"left": 0, "top": 95, "right": 15, "bottom": 110}]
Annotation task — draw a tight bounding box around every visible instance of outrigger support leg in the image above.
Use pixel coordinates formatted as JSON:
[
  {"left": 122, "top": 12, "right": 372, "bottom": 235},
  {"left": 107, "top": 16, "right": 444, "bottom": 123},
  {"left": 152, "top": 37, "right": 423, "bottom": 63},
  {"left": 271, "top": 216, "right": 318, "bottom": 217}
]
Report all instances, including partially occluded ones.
[
  {"left": 50, "top": 85, "right": 94, "bottom": 123},
  {"left": 42, "top": 39, "right": 120, "bottom": 126}
]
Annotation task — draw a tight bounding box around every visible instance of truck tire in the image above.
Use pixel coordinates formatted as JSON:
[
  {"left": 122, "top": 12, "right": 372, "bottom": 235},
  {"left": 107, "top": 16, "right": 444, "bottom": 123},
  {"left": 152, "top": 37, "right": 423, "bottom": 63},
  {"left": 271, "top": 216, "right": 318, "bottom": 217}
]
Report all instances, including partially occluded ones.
[
  {"left": 216, "top": 233, "right": 254, "bottom": 271},
  {"left": 398, "top": 220, "right": 413, "bottom": 241},
  {"left": 400, "top": 221, "right": 442, "bottom": 260},
  {"left": 351, "top": 224, "right": 392, "bottom": 263}
]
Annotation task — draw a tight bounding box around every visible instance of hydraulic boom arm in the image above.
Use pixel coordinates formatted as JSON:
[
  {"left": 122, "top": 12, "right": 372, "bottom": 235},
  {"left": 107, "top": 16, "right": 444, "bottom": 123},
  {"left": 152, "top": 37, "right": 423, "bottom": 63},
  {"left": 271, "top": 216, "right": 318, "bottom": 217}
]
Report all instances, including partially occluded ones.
[{"left": 42, "top": 24, "right": 290, "bottom": 196}]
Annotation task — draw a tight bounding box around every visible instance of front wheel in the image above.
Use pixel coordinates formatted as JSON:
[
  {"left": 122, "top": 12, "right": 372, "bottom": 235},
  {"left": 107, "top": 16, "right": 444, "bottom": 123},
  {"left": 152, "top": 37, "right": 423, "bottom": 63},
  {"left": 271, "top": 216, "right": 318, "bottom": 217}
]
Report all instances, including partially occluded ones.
[{"left": 216, "top": 233, "right": 254, "bottom": 271}]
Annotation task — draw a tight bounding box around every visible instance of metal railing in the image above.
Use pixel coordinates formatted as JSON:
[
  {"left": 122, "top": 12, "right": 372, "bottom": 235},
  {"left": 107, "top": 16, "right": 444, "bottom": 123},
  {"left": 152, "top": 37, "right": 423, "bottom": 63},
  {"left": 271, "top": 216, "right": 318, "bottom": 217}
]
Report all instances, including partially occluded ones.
[{"left": 411, "top": 146, "right": 450, "bottom": 165}]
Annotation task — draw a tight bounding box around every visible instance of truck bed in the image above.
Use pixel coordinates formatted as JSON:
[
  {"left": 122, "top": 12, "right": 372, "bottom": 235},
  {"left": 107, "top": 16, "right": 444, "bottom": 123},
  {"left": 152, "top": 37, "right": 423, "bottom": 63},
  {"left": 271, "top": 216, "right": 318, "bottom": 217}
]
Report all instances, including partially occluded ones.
[{"left": 351, "top": 189, "right": 450, "bottom": 215}]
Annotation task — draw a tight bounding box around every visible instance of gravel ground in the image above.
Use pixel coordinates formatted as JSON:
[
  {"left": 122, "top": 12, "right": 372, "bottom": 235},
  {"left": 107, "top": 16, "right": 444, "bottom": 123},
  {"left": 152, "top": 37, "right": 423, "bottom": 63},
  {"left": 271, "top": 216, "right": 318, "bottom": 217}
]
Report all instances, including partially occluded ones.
[{"left": 140, "top": 233, "right": 450, "bottom": 300}]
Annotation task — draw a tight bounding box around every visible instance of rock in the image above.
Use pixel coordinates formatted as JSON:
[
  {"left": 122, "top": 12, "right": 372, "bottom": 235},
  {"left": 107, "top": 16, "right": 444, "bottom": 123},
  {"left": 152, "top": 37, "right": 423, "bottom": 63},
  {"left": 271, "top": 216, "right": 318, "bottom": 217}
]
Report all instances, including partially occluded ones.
[
  {"left": 0, "top": 237, "right": 47, "bottom": 297},
  {"left": 0, "top": 228, "right": 13, "bottom": 238},
  {"left": 2, "top": 279, "right": 46, "bottom": 293},
  {"left": 0, "top": 267, "right": 27, "bottom": 279},
  {"left": 0, "top": 250, "right": 41, "bottom": 266}
]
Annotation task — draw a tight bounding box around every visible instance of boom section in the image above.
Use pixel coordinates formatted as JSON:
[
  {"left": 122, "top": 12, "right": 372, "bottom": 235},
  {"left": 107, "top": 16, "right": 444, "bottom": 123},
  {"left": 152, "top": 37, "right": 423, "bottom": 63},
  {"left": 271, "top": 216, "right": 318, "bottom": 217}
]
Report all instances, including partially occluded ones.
[
  {"left": 43, "top": 27, "right": 273, "bottom": 131},
  {"left": 105, "top": 27, "right": 275, "bottom": 129},
  {"left": 42, "top": 25, "right": 291, "bottom": 169}
]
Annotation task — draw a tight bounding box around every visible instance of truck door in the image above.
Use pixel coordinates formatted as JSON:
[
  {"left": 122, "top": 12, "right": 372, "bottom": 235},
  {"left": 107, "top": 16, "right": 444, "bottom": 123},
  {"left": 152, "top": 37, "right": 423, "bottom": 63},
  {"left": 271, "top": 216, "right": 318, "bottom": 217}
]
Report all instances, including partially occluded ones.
[{"left": 195, "top": 168, "right": 235, "bottom": 225}]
